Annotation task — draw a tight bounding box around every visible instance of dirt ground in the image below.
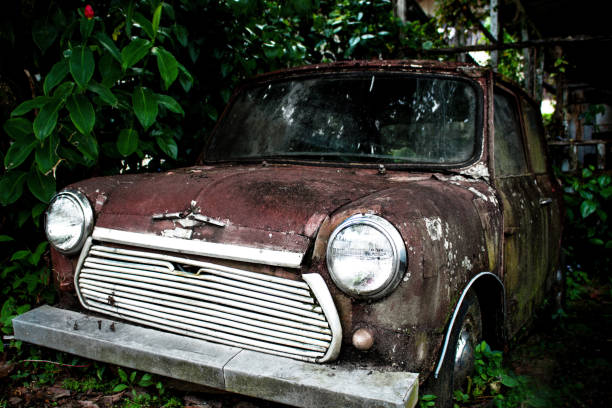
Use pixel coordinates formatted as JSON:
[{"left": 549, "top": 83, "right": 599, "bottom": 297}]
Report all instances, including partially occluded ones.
[{"left": 1, "top": 292, "right": 611, "bottom": 408}]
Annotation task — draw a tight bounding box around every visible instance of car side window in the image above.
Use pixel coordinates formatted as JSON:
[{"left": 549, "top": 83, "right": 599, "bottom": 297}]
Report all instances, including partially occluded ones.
[
  {"left": 521, "top": 97, "right": 548, "bottom": 174},
  {"left": 494, "top": 90, "right": 529, "bottom": 176}
]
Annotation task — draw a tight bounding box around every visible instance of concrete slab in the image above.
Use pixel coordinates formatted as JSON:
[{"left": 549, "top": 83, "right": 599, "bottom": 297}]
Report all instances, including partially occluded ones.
[
  {"left": 13, "top": 306, "right": 419, "bottom": 408},
  {"left": 224, "top": 350, "right": 419, "bottom": 408},
  {"left": 12, "top": 305, "right": 240, "bottom": 389}
]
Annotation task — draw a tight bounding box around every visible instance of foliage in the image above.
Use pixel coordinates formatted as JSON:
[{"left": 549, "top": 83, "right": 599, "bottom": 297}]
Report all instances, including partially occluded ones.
[
  {"left": 453, "top": 341, "right": 546, "bottom": 408},
  {"left": 560, "top": 166, "right": 612, "bottom": 274}
]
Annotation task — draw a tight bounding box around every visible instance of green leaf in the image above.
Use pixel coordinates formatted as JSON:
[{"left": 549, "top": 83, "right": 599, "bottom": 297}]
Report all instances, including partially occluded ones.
[
  {"left": 35, "top": 133, "right": 60, "bottom": 174},
  {"left": 121, "top": 38, "right": 152, "bottom": 70},
  {"left": 27, "top": 168, "right": 56, "bottom": 203},
  {"left": 500, "top": 373, "right": 519, "bottom": 387},
  {"left": 589, "top": 238, "right": 604, "bottom": 246},
  {"left": 53, "top": 81, "right": 75, "bottom": 99},
  {"left": 0, "top": 235, "right": 13, "bottom": 242},
  {"left": 3, "top": 118, "right": 33, "bottom": 139},
  {"left": 69, "top": 46, "right": 95, "bottom": 89},
  {"left": 32, "top": 203, "right": 46, "bottom": 228},
  {"left": 174, "top": 24, "right": 188, "bottom": 47},
  {"left": 134, "top": 12, "right": 154, "bottom": 40},
  {"left": 580, "top": 200, "right": 597, "bottom": 218},
  {"left": 178, "top": 63, "right": 193, "bottom": 92},
  {"left": 32, "top": 20, "right": 58, "bottom": 54},
  {"left": 0, "top": 171, "right": 27, "bottom": 205},
  {"left": 156, "top": 94, "right": 184, "bottom": 116},
  {"left": 95, "top": 32, "right": 122, "bottom": 63},
  {"left": 11, "top": 96, "right": 53, "bottom": 117},
  {"left": 138, "top": 373, "right": 154, "bottom": 387},
  {"left": 117, "top": 129, "right": 139, "bottom": 156},
  {"left": 582, "top": 167, "right": 593, "bottom": 178},
  {"left": 156, "top": 134, "right": 177, "bottom": 159},
  {"left": 129, "top": 371, "right": 137, "bottom": 383},
  {"left": 601, "top": 186, "right": 612, "bottom": 199},
  {"left": 44, "top": 61, "right": 69, "bottom": 95},
  {"left": 11, "top": 250, "right": 30, "bottom": 261},
  {"left": 118, "top": 368, "right": 128, "bottom": 383},
  {"left": 29, "top": 242, "right": 48, "bottom": 265},
  {"left": 72, "top": 131, "right": 99, "bottom": 162},
  {"left": 152, "top": 4, "right": 163, "bottom": 37},
  {"left": 132, "top": 87, "right": 158, "bottom": 129},
  {"left": 66, "top": 94, "right": 95, "bottom": 134},
  {"left": 80, "top": 17, "right": 95, "bottom": 40},
  {"left": 99, "top": 54, "right": 123, "bottom": 87},
  {"left": 88, "top": 81, "right": 118, "bottom": 107},
  {"left": 4, "top": 132, "right": 37, "bottom": 170},
  {"left": 125, "top": 0, "right": 134, "bottom": 37},
  {"left": 113, "top": 384, "right": 128, "bottom": 392},
  {"left": 204, "top": 104, "right": 217, "bottom": 122},
  {"left": 154, "top": 47, "right": 178, "bottom": 89},
  {"left": 598, "top": 174, "right": 611, "bottom": 188},
  {"left": 33, "top": 98, "right": 63, "bottom": 141}
]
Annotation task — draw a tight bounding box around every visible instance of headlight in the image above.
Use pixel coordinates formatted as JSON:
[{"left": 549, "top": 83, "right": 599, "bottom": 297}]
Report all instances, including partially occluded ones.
[
  {"left": 326, "top": 214, "right": 406, "bottom": 299},
  {"left": 45, "top": 189, "right": 93, "bottom": 254}
]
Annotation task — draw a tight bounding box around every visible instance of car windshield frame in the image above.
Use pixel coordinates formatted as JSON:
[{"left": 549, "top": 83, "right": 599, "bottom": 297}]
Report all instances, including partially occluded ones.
[{"left": 202, "top": 71, "right": 484, "bottom": 170}]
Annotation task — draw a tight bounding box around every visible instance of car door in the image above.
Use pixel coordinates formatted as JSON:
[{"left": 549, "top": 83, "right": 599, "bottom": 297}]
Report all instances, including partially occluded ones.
[{"left": 492, "top": 86, "right": 548, "bottom": 337}]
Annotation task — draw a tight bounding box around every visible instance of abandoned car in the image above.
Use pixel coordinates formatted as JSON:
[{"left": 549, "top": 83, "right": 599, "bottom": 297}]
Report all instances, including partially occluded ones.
[{"left": 14, "top": 60, "right": 563, "bottom": 408}]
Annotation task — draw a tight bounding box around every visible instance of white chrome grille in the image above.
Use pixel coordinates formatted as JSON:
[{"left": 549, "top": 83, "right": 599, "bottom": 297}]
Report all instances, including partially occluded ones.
[{"left": 75, "top": 237, "right": 341, "bottom": 362}]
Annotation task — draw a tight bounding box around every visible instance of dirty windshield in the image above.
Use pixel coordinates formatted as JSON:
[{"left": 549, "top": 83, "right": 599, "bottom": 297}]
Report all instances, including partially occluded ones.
[{"left": 206, "top": 74, "right": 480, "bottom": 165}]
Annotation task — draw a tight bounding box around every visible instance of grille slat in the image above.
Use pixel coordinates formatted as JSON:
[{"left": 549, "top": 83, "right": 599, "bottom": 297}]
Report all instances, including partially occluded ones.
[
  {"left": 81, "top": 288, "right": 330, "bottom": 350},
  {"left": 76, "top": 241, "right": 340, "bottom": 362}
]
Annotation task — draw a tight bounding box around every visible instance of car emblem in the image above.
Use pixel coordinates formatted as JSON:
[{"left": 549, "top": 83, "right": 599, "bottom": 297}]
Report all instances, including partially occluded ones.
[{"left": 152, "top": 200, "right": 225, "bottom": 228}]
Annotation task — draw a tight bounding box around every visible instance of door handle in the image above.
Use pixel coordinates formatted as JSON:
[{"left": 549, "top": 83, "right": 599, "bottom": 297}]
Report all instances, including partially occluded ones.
[{"left": 539, "top": 197, "right": 553, "bottom": 206}]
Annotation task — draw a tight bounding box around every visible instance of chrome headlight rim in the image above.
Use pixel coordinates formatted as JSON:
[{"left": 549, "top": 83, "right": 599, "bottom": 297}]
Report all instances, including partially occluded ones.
[
  {"left": 326, "top": 213, "right": 407, "bottom": 299},
  {"left": 45, "top": 189, "right": 94, "bottom": 255}
]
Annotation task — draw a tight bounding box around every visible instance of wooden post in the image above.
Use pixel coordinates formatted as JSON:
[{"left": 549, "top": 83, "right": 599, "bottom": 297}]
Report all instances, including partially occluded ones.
[{"left": 490, "top": 0, "right": 499, "bottom": 71}]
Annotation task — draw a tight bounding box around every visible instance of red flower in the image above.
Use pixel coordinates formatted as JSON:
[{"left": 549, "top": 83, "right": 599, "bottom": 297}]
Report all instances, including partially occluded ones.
[{"left": 84, "top": 5, "right": 94, "bottom": 19}]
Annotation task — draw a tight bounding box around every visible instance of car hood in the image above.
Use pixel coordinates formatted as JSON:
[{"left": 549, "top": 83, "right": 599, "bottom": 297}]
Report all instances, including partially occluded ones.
[{"left": 73, "top": 164, "right": 420, "bottom": 254}]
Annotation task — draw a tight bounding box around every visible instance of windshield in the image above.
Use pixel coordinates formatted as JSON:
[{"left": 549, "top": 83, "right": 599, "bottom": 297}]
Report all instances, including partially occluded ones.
[{"left": 206, "top": 74, "right": 480, "bottom": 165}]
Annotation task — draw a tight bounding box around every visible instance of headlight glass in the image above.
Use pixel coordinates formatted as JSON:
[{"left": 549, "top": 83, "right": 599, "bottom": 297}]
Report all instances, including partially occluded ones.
[
  {"left": 327, "top": 214, "right": 406, "bottom": 299},
  {"left": 45, "top": 190, "right": 93, "bottom": 254}
]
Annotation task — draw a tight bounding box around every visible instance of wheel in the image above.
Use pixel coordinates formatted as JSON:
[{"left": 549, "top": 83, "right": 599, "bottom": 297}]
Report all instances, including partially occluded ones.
[{"left": 426, "top": 291, "right": 482, "bottom": 407}]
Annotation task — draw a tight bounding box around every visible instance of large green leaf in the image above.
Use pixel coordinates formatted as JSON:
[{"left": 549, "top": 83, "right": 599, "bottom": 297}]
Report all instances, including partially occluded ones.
[
  {"left": 95, "top": 32, "right": 122, "bottom": 63},
  {"left": 174, "top": 24, "right": 188, "bottom": 47},
  {"left": 44, "top": 61, "right": 69, "bottom": 95},
  {"left": 72, "top": 131, "right": 99, "bottom": 161},
  {"left": 156, "top": 94, "right": 184, "bottom": 116},
  {"left": 35, "top": 133, "right": 60, "bottom": 174},
  {"left": 32, "top": 20, "right": 58, "bottom": 54},
  {"left": 132, "top": 86, "right": 158, "bottom": 129},
  {"left": 33, "top": 98, "right": 64, "bottom": 141},
  {"left": 152, "top": 4, "right": 163, "bottom": 37},
  {"left": 10, "top": 97, "right": 52, "bottom": 117},
  {"left": 121, "top": 39, "right": 152, "bottom": 70},
  {"left": 0, "top": 171, "right": 27, "bottom": 205},
  {"left": 66, "top": 94, "right": 95, "bottom": 134},
  {"left": 117, "top": 129, "right": 139, "bottom": 156},
  {"left": 156, "top": 134, "right": 178, "bottom": 159},
  {"left": 53, "top": 81, "right": 75, "bottom": 99},
  {"left": 3, "top": 118, "right": 33, "bottom": 139},
  {"left": 99, "top": 53, "right": 123, "bottom": 87},
  {"left": 154, "top": 47, "right": 178, "bottom": 89},
  {"left": 88, "top": 81, "right": 118, "bottom": 107},
  {"left": 134, "top": 12, "right": 154, "bottom": 40},
  {"left": 27, "top": 169, "right": 56, "bottom": 203},
  {"left": 4, "top": 133, "right": 37, "bottom": 170},
  {"left": 178, "top": 63, "right": 193, "bottom": 92},
  {"left": 69, "top": 46, "right": 95, "bottom": 89}
]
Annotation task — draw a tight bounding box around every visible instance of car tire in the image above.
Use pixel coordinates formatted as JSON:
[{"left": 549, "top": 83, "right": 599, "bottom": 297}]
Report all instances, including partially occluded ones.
[{"left": 427, "top": 291, "right": 482, "bottom": 408}]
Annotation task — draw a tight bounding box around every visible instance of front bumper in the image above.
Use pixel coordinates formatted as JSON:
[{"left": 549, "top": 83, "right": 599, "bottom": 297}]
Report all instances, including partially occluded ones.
[{"left": 13, "top": 306, "right": 419, "bottom": 408}]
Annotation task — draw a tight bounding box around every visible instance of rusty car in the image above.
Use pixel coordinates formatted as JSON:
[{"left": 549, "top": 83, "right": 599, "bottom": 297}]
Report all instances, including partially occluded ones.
[{"left": 13, "top": 60, "right": 563, "bottom": 408}]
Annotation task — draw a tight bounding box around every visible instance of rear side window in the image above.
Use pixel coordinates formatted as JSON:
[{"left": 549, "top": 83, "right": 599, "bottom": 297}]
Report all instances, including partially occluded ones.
[
  {"left": 494, "top": 90, "right": 528, "bottom": 176},
  {"left": 521, "top": 97, "right": 548, "bottom": 174}
]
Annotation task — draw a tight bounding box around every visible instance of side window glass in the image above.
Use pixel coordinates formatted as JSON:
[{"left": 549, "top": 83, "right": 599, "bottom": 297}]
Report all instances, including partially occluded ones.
[
  {"left": 494, "top": 91, "right": 528, "bottom": 176},
  {"left": 521, "top": 97, "right": 548, "bottom": 173}
]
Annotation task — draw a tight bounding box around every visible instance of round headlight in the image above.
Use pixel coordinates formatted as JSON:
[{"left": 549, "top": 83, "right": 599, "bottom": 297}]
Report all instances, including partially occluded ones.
[
  {"left": 45, "top": 189, "right": 93, "bottom": 254},
  {"left": 326, "top": 214, "right": 406, "bottom": 299}
]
